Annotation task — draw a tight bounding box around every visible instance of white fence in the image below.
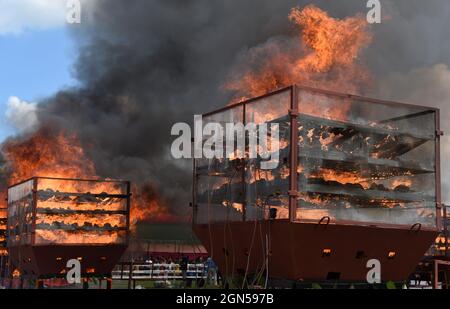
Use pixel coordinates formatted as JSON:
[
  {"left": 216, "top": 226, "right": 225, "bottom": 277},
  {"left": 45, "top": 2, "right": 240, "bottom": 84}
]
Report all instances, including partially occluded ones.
[{"left": 112, "top": 263, "right": 208, "bottom": 280}]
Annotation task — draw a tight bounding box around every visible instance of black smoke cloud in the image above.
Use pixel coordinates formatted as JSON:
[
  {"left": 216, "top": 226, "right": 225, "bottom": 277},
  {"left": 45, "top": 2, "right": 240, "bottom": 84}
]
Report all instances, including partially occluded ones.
[
  {"left": 5, "top": 0, "right": 450, "bottom": 218},
  {"left": 34, "top": 0, "right": 303, "bottom": 217},
  {"left": 36, "top": 0, "right": 371, "bottom": 217}
]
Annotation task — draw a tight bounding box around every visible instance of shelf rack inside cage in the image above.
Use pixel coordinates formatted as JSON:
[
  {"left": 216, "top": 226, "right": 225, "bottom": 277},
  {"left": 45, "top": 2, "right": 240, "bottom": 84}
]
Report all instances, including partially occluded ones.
[{"left": 195, "top": 112, "right": 436, "bottom": 215}]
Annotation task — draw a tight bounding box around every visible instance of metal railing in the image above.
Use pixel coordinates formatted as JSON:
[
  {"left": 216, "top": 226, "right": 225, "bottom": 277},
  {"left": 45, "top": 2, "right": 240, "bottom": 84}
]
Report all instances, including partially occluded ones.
[{"left": 112, "top": 263, "right": 208, "bottom": 280}]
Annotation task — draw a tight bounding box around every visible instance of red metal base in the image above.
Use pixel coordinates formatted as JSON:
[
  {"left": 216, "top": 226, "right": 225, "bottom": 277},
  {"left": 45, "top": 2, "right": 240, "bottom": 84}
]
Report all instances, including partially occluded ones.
[
  {"left": 193, "top": 220, "right": 438, "bottom": 282},
  {"left": 8, "top": 244, "right": 127, "bottom": 278}
]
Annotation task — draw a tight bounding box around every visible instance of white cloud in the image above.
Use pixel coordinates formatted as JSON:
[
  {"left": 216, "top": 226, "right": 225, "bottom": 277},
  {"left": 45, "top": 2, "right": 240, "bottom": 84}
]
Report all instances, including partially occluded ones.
[
  {"left": 0, "top": 0, "right": 67, "bottom": 35},
  {"left": 5, "top": 96, "right": 38, "bottom": 133}
]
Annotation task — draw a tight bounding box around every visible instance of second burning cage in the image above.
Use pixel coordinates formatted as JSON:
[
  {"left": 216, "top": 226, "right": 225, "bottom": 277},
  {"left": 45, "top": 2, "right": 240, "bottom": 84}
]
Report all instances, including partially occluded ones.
[{"left": 7, "top": 177, "right": 130, "bottom": 279}]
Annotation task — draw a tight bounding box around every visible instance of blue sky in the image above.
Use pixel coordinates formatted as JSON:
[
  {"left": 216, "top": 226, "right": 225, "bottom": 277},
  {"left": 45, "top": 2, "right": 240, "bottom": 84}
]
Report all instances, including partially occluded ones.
[
  {"left": 0, "top": 1, "right": 75, "bottom": 141},
  {"left": 0, "top": 28, "right": 75, "bottom": 141}
]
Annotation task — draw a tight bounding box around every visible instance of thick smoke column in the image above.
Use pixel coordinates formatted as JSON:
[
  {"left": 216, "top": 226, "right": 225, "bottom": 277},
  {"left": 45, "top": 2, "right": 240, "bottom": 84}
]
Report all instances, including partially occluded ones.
[
  {"left": 19, "top": 0, "right": 303, "bottom": 219},
  {"left": 2, "top": 0, "right": 450, "bottom": 221}
]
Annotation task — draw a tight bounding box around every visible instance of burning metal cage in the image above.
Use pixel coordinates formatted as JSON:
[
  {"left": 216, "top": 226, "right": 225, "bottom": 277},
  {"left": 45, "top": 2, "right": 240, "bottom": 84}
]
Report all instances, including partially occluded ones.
[
  {"left": 192, "top": 85, "right": 442, "bottom": 282},
  {"left": 194, "top": 85, "right": 441, "bottom": 229},
  {"left": 7, "top": 177, "right": 130, "bottom": 278}
]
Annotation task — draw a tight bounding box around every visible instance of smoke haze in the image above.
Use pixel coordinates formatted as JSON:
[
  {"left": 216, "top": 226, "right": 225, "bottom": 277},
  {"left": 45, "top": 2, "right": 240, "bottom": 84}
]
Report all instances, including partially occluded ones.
[{"left": 3, "top": 0, "right": 450, "bottom": 219}]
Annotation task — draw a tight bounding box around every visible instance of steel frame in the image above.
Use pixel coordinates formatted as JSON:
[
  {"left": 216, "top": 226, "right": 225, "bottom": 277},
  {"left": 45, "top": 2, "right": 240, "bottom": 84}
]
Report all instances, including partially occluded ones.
[
  {"left": 195, "top": 84, "right": 441, "bottom": 232},
  {"left": 5, "top": 177, "right": 131, "bottom": 281},
  {"left": 7, "top": 176, "right": 131, "bottom": 247},
  {"left": 444, "top": 204, "right": 449, "bottom": 257}
]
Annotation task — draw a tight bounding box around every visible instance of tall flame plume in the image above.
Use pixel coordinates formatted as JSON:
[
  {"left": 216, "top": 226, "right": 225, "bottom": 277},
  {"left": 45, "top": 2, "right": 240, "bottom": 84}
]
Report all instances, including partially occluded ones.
[{"left": 225, "top": 5, "right": 372, "bottom": 100}]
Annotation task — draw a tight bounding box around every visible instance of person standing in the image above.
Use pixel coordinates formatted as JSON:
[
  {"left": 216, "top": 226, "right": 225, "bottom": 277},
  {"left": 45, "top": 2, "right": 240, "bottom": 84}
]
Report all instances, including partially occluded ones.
[{"left": 206, "top": 257, "right": 217, "bottom": 286}]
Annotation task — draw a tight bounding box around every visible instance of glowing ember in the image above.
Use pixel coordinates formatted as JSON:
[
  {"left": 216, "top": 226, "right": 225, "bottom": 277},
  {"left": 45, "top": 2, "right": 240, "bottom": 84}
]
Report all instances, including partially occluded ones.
[
  {"left": 221, "top": 201, "right": 244, "bottom": 213},
  {"left": 390, "top": 178, "right": 413, "bottom": 190},
  {"left": 35, "top": 213, "right": 126, "bottom": 228},
  {"left": 310, "top": 168, "right": 370, "bottom": 188},
  {"left": 34, "top": 230, "right": 125, "bottom": 245}
]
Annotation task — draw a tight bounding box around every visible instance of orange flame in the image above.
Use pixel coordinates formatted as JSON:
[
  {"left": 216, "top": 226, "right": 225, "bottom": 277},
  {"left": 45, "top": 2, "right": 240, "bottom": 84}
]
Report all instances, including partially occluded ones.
[
  {"left": 289, "top": 6, "right": 371, "bottom": 76},
  {"left": 2, "top": 126, "right": 173, "bottom": 244},
  {"left": 310, "top": 168, "right": 369, "bottom": 188},
  {"left": 224, "top": 5, "right": 372, "bottom": 120},
  {"left": 3, "top": 127, "right": 95, "bottom": 184}
]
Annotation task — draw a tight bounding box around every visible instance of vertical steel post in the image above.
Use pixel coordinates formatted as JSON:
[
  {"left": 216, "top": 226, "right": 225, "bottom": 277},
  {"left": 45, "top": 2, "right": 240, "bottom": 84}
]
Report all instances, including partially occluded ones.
[
  {"left": 126, "top": 181, "right": 131, "bottom": 245},
  {"left": 128, "top": 261, "right": 133, "bottom": 289},
  {"left": 242, "top": 103, "right": 247, "bottom": 221},
  {"left": 444, "top": 205, "right": 448, "bottom": 257},
  {"left": 31, "top": 178, "right": 38, "bottom": 245},
  {"left": 433, "top": 260, "right": 439, "bottom": 289},
  {"left": 289, "top": 86, "right": 299, "bottom": 221},
  {"left": 192, "top": 138, "right": 198, "bottom": 225},
  {"left": 436, "top": 110, "right": 443, "bottom": 230}
]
